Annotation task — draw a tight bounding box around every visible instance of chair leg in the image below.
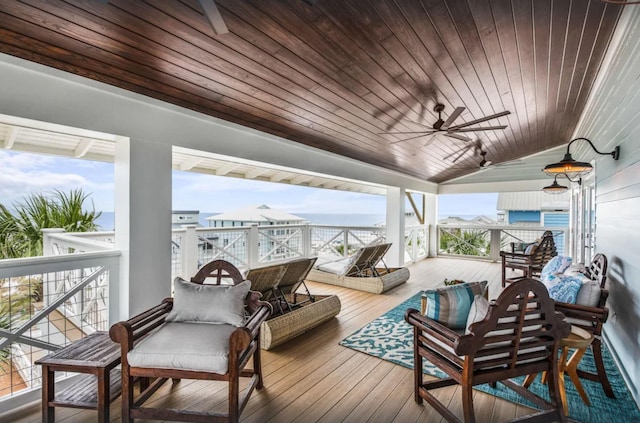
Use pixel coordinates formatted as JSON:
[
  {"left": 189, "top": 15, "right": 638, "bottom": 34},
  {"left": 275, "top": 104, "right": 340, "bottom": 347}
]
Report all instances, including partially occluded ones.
[
  {"left": 591, "top": 338, "right": 615, "bottom": 398},
  {"left": 548, "top": 356, "right": 567, "bottom": 423},
  {"left": 229, "top": 369, "right": 240, "bottom": 423},
  {"left": 413, "top": 328, "right": 423, "bottom": 404},
  {"left": 121, "top": 367, "right": 134, "bottom": 423},
  {"left": 255, "top": 332, "right": 264, "bottom": 389},
  {"left": 462, "top": 382, "right": 475, "bottom": 423}
]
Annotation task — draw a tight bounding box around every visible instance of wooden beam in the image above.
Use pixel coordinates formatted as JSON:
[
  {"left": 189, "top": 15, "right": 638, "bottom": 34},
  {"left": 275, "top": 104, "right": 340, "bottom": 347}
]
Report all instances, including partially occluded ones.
[
  {"left": 244, "top": 168, "right": 267, "bottom": 179},
  {"left": 198, "top": 0, "right": 229, "bottom": 35},
  {"left": 290, "top": 174, "right": 313, "bottom": 185},
  {"left": 406, "top": 192, "right": 425, "bottom": 225},
  {"left": 73, "top": 137, "right": 94, "bottom": 158},
  {"left": 214, "top": 162, "right": 238, "bottom": 176},
  {"left": 3, "top": 126, "right": 18, "bottom": 149},
  {"left": 179, "top": 156, "right": 202, "bottom": 171},
  {"left": 270, "top": 171, "right": 292, "bottom": 182}
]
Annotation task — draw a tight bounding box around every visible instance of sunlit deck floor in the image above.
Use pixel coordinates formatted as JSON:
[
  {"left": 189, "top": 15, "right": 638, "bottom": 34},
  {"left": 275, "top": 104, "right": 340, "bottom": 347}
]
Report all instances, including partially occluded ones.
[{"left": 10, "top": 257, "right": 536, "bottom": 423}]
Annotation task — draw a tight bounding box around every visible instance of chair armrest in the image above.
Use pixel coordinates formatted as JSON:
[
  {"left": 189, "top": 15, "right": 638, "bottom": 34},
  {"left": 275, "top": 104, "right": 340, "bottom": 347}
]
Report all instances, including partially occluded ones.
[
  {"left": 244, "top": 302, "right": 272, "bottom": 340},
  {"left": 554, "top": 301, "right": 608, "bottom": 337}
]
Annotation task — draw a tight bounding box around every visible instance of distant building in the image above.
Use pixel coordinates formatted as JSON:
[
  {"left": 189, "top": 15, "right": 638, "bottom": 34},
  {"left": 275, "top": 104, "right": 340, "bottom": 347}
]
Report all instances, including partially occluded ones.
[
  {"left": 438, "top": 215, "right": 497, "bottom": 225},
  {"left": 206, "top": 204, "right": 306, "bottom": 227},
  {"left": 497, "top": 191, "right": 569, "bottom": 227},
  {"left": 205, "top": 205, "right": 306, "bottom": 263},
  {"left": 172, "top": 210, "right": 199, "bottom": 228}
]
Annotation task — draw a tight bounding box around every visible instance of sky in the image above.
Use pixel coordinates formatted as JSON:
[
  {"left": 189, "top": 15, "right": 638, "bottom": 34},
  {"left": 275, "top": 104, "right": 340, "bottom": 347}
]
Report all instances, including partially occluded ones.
[{"left": 0, "top": 150, "right": 499, "bottom": 217}]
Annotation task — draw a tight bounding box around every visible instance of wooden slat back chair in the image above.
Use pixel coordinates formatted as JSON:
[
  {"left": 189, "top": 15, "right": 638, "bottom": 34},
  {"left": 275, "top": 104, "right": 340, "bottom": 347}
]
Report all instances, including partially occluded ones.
[
  {"left": 275, "top": 257, "right": 317, "bottom": 307},
  {"left": 500, "top": 231, "right": 557, "bottom": 287},
  {"left": 554, "top": 253, "right": 614, "bottom": 397},
  {"left": 110, "top": 260, "right": 271, "bottom": 423},
  {"left": 405, "top": 278, "right": 571, "bottom": 423},
  {"left": 344, "top": 243, "right": 391, "bottom": 277},
  {"left": 191, "top": 259, "right": 245, "bottom": 285}
]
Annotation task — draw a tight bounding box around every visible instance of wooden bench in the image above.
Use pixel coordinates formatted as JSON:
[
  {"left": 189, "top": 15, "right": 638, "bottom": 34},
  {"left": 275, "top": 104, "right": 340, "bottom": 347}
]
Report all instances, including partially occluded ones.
[{"left": 35, "top": 331, "right": 121, "bottom": 423}]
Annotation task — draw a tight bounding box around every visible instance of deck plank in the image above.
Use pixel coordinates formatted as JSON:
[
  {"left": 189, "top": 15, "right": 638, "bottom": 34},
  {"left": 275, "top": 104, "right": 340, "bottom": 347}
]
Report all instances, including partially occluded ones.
[{"left": 8, "top": 257, "right": 536, "bottom": 423}]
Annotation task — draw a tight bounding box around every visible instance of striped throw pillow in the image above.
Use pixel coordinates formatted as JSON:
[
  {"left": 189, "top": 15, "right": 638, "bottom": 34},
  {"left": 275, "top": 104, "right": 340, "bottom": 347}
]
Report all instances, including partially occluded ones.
[{"left": 422, "top": 281, "right": 488, "bottom": 329}]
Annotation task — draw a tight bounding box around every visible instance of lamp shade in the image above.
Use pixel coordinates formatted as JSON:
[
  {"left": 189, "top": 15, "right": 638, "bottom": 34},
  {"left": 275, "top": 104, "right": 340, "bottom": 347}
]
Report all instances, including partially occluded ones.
[
  {"left": 542, "top": 179, "right": 569, "bottom": 194},
  {"left": 542, "top": 152, "right": 593, "bottom": 178}
]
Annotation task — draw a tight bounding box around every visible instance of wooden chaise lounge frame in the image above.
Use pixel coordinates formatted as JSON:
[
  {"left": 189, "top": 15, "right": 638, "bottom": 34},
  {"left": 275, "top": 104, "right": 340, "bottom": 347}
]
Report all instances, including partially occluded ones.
[
  {"left": 405, "top": 278, "right": 571, "bottom": 423},
  {"left": 110, "top": 260, "right": 272, "bottom": 423},
  {"left": 500, "top": 230, "right": 557, "bottom": 287}
]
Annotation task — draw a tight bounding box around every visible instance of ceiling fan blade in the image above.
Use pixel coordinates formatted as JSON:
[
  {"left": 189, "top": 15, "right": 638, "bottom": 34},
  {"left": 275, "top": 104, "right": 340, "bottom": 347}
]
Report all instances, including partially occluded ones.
[
  {"left": 198, "top": 0, "right": 229, "bottom": 35},
  {"left": 452, "top": 125, "right": 508, "bottom": 132},
  {"left": 443, "top": 133, "right": 472, "bottom": 142},
  {"left": 441, "top": 107, "right": 465, "bottom": 129},
  {"left": 378, "top": 130, "right": 436, "bottom": 135},
  {"left": 444, "top": 145, "right": 472, "bottom": 162},
  {"left": 389, "top": 133, "right": 436, "bottom": 144},
  {"left": 447, "top": 110, "right": 511, "bottom": 130}
]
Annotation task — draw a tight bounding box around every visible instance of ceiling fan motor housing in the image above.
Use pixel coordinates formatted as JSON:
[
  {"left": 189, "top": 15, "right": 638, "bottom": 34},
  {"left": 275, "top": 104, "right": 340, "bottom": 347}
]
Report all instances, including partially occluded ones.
[{"left": 433, "top": 103, "right": 445, "bottom": 129}]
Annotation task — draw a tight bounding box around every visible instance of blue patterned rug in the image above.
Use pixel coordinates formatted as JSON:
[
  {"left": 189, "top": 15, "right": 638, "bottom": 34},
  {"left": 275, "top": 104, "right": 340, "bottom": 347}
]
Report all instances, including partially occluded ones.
[{"left": 340, "top": 292, "right": 640, "bottom": 423}]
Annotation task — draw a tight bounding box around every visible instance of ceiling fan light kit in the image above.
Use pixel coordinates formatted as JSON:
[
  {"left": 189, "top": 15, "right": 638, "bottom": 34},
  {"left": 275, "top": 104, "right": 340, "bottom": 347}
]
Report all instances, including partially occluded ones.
[{"left": 543, "top": 137, "right": 620, "bottom": 178}]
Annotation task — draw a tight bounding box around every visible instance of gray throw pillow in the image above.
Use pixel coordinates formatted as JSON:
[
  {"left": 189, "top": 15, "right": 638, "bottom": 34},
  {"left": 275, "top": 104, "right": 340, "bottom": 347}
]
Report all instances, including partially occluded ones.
[{"left": 166, "top": 277, "right": 251, "bottom": 327}]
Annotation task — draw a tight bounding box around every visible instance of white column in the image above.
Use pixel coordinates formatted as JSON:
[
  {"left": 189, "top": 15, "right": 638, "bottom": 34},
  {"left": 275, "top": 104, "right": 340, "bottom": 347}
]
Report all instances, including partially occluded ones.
[
  {"left": 385, "top": 187, "right": 406, "bottom": 267},
  {"left": 425, "top": 193, "right": 437, "bottom": 257},
  {"left": 114, "top": 136, "right": 172, "bottom": 320},
  {"left": 182, "top": 225, "right": 199, "bottom": 278}
]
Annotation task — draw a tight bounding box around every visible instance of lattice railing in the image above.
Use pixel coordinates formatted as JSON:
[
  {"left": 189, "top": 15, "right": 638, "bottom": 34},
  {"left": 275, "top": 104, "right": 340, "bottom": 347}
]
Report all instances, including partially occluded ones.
[{"left": 0, "top": 252, "right": 119, "bottom": 402}]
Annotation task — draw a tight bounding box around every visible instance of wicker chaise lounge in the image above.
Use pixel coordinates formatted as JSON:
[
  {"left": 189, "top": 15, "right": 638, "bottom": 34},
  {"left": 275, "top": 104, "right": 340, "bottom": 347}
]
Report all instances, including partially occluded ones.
[
  {"left": 306, "top": 243, "right": 410, "bottom": 294},
  {"left": 245, "top": 257, "right": 341, "bottom": 350}
]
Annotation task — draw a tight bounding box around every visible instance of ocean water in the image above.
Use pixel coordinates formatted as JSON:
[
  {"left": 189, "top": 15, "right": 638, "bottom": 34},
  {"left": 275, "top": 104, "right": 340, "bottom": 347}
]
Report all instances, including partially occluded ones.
[{"left": 94, "top": 211, "right": 386, "bottom": 230}]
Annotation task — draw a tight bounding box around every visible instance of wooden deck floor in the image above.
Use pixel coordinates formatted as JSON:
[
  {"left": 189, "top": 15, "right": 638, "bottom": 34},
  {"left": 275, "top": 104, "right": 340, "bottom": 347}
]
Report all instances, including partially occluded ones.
[{"left": 9, "top": 257, "right": 536, "bottom": 423}]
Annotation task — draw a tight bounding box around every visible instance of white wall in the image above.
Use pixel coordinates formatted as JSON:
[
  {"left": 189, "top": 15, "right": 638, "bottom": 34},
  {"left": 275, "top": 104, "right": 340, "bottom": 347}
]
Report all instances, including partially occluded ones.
[{"left": 573, "top": 5, "right": 640, "bottom": 404}]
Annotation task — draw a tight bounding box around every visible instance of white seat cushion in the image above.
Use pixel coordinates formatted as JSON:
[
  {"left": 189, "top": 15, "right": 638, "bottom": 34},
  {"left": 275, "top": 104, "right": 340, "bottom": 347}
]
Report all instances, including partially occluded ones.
[
  {"left": 127, "top": 322, "right": 236, "bottom": 374},
  {"left": 316, "top": 257, "right": 353, "bottom": 275}
]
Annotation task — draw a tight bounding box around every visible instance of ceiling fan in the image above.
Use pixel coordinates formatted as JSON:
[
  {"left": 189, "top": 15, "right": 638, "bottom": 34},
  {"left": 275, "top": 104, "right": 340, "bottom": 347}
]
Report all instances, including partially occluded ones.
[{"left": 379, "top": 104, "right": 511, "bottom": 146}]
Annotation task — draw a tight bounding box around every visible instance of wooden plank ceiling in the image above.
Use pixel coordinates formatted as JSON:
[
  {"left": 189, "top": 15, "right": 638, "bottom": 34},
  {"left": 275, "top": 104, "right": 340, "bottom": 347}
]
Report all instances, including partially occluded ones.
[{"left": 0, "top": 0, "right": 622, "bottom": 183}]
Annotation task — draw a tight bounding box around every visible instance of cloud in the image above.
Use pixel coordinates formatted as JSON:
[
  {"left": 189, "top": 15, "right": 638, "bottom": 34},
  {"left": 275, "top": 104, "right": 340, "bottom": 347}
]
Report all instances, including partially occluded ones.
[{"left": 0, "top": 151, "right": 112, "bottom": 209}]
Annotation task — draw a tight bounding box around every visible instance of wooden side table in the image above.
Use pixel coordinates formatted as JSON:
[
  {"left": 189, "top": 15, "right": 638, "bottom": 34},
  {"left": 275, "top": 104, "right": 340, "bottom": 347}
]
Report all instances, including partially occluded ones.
[
  {"left": 35, "top": 331, "right": 121, "bottom": 423},
  {"left": 523, "top": 325, "right": 594, "bottom": 416}
]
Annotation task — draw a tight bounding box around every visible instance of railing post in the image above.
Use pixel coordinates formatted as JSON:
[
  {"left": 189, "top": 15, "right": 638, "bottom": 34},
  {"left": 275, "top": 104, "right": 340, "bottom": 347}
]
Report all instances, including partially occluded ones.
[
  {"left": 490, "top": 229, "right": 501, "bottom": 262},
  {"left": 42, "top": 228, "right": 65, "bottom": 256},
  {"left": 343, "top": 230, "right": 349, "bottom": 257},
  {"left": 182, "top": 225, "right": 199, "bottom": 277},
  {"left": 302, "top": 224, "right": 311, "bottom": 258},
  {"left": 248, "top": 224, "right": 260, "bottom": 268}
]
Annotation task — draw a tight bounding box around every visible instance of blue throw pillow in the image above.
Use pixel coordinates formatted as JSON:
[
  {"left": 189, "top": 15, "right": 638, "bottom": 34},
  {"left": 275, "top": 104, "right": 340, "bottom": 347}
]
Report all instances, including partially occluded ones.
[
  {"left": 543, "top": 273, "right": 582, "bottom": 304},
  {"left": 422, "top": 281, "right": 488, "bottom": 329},
  {"left": 540, "top": 255, "right": 572, "bottom": 281}
]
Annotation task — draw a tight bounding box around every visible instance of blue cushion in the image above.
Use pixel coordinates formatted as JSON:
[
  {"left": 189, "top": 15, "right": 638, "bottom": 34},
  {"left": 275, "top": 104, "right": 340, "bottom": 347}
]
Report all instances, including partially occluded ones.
[
  {"left": 540, "top": 255, "right": 572, "bottom": 281},
  {"left": 543, "top": 273, "right": 582, "bottom": 304},
  {"left": 422, "top": 281, "right": 488, "bottom": 329}
]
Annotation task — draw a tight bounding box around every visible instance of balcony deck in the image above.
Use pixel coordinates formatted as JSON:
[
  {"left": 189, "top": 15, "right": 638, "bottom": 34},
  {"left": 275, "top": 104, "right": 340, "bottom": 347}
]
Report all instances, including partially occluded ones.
[{"left": 9, "top": 257, "right": 535, "bottom": 423}]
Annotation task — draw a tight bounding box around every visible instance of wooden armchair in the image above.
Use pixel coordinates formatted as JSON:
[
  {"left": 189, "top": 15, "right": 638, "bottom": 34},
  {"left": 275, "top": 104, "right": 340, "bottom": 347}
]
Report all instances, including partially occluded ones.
[
  {"left": 554, "top": 253, "right": 614, "bottom": 397},
  {"left": 110, "top": 260, "right": 272, "bottom": 423},
  {"left": 500, "top": 230, "right": 557, "bottom": 287},
  {"left": 405, "top": 278, "right": 571, "bottom": 423}
]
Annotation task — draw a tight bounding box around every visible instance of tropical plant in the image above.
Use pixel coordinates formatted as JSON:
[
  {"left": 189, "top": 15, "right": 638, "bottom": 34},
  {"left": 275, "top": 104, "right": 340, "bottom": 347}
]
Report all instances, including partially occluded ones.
[
  {"left": 440, "top": 228, "right": 489, "bottom": 256},
  {"left": 0, "top": 189, "right": 101, "bottom": 259},
  {"left": 0, "top": 282, "right": 33, "bottom": 365}
]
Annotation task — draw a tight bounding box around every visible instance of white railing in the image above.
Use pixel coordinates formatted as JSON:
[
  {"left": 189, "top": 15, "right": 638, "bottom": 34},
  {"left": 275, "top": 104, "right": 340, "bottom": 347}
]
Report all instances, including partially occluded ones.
[
  {"left": 437, "top": 225, "right": 569, "bottom": 261},
  {"left": 45, "top": 223, "right": 428, "bottom": 278},
  {"left": 405, "top": 225, "right": 429, "bottom": 263},
  {"left": 0, "top": 251, "right": 120, "bottom": 408}
]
